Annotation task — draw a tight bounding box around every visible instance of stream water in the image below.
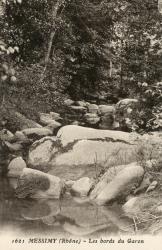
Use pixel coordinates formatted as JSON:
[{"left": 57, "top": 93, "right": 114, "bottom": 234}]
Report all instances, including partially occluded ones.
[{"left": 0, "top": 177, "right": 135, "bottom": 237}]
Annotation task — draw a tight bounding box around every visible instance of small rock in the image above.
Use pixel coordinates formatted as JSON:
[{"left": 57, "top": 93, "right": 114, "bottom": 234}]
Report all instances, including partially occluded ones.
[
  {"left": 14, "top": 131, "right": 32, "bottom": 145},
  {"left": 98, "top": 105, "right": 115, "bottom": 115},
  {"left": 50, "top": 112, "right": 62, "bottom": 121},
  {"left": 87, "top": 104, "right": 99, "bottom": 114},
  {"left": 159, "top": 113, "right": 162, "bottom": 119},
  {"left": 69, "top": 106, "right": 87, "bottom": 113},
  {"left": 7, "top": 156, "right": 26, "bottom": 178},
  {"left": 0, "top": 129, "right": 14, "bottom": 141},
  {"left": 84, "top": 113, "right": 100, "bottom": 125},
  {"left": 122, "top": 196, "right": 139, "bottom": 214},
  {"left": 64, "top": 99, "right": 74, "bottom": 106},
  {"left": 75, "top": 101, "right": 87, "bottom": 107},
  {"left": 99, "top": 113, "right": 114, "bottom": 129},
  {"left": 39, "top": 112, "right": 62, "bottom": 125},
  {"left": 146, "top": 181, "right": 158, "bottom": 193},
  {"left": 116, "top": 99, "right": 138, "bottom": 109},
  {"left": 22, "top": 127, "right": 53, "bottom": 138},
  {"left": 45, "top": 121, "right": 62, "bottom": 132},
  {"left": 4, "top": 141, "right": 23, "bottom": 152},
  {"left": 71, "top": 177, "right": 93, "bottom": 197},
  {"left": 134, "top": 176, "right": 151, "bottom": 194},
  {"left": 112, "top": 120, "right": 120, "bottom": 129},
  {"left": 71, "top": 121, "right": 80, "bottom": 126},
  {"left": 15, "top": 131, "right": 27, "bottom": 141},
  {"left": 65, "top": 180, "right": 75, "bottom": 188},
  {"left": 156, "top": 205, "right": 162, "bottom": 213},
  {"left": 145, "top": 160, "right": 158, "bottom": 169}
]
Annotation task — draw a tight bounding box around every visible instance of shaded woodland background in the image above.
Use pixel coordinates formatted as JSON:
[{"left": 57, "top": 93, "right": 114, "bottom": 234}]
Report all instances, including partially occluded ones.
[{"left": 0, "top": 0, "right": 162, "bottom": 132}]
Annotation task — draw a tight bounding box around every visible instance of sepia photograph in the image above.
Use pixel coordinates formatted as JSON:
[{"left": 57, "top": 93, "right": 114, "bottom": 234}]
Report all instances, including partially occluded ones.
[{"left": 0, "top": 0, "right": 162, "bottom": 249}]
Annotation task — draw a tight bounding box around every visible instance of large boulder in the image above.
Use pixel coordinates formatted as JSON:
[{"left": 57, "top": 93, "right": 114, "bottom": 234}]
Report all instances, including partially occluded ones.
[
  {"left": 15, "top": 168, "right": 64, "bottom": 199},
  {"left": 51, "top": 139, "right": 138, "bottom": 168},
  {"left": 28, "top": 126, "right": 162, "bottom": 180},
  {"left": 56, "top": 125, "right": 139, "bottom": 146},
  {"left": 90, "top": 162, "right": 137, "bottom": 200},
  {"left": 28, "top": 136, "right": 57, "bottom": 169},
  {"left": 7, "top": 157, "right": 26, "bottom": 178},
  {"left": 91, "top": 163, "right": 144, "bottom": 205},
  {"left": 28, "top": 128, "right": 139, "bottom": 179}
]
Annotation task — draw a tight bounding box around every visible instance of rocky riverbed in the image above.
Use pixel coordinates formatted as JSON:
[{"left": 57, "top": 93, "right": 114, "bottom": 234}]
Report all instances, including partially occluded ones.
[{"left": 0, "top": 98, "right": 162, "bottom": 236}]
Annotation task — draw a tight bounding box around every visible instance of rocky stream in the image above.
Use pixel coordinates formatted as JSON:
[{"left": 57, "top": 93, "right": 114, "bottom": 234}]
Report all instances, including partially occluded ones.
[{"left": 0, "top": 98, "right": 162, "bottom": 237}]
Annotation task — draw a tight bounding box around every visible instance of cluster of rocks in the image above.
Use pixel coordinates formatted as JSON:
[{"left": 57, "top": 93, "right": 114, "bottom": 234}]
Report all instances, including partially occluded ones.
[
  {"left": 0, "top": 97, "right": 162, "bottom": 235},
  {"left": 62, "top": 98, "right": 146, "bottom": 132},
  {"left": 2, "top": 123, "right": 161, "bottom": 208}
]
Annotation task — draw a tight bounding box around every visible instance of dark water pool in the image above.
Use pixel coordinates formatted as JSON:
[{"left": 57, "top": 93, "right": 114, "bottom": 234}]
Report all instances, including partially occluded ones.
[{"left": 0, "top": 177, "right": 135, "bottom": 237}]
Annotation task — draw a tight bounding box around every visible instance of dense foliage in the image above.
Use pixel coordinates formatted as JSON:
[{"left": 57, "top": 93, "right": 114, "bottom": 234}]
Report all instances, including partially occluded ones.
[{"left": 0, "top": 0, "right": 162, "bottom": 131}]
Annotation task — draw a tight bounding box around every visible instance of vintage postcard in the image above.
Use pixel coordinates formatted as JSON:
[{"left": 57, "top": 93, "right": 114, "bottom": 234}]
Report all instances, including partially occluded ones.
[{"left": 0, "top": 0, "right": 162, "bottom": 249}]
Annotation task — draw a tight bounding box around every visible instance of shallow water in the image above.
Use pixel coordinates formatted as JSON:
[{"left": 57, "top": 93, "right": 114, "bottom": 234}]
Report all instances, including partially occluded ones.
[{"left": 0, "top": 177, "right": 134, "bottom": 237}]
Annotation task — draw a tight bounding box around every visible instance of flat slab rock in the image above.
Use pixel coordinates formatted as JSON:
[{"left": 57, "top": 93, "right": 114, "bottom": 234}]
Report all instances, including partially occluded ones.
[
  {"left": 56, "top": 125, "right": 139, "bottom": 146},
  {"left": 52, "top": 139, "right": 138, "bottom": 167},
  {"left": 28, "top": 126, "right": 162, "bottom": 177}
]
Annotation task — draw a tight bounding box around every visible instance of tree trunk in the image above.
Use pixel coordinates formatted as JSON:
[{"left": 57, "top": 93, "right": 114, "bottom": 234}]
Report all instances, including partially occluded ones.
[
  {"left": 109, "top": 60, "right": 113, "bottom": 77},
  {"left": 41, "top": 0, "right": 66, "bottom": 80}
]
